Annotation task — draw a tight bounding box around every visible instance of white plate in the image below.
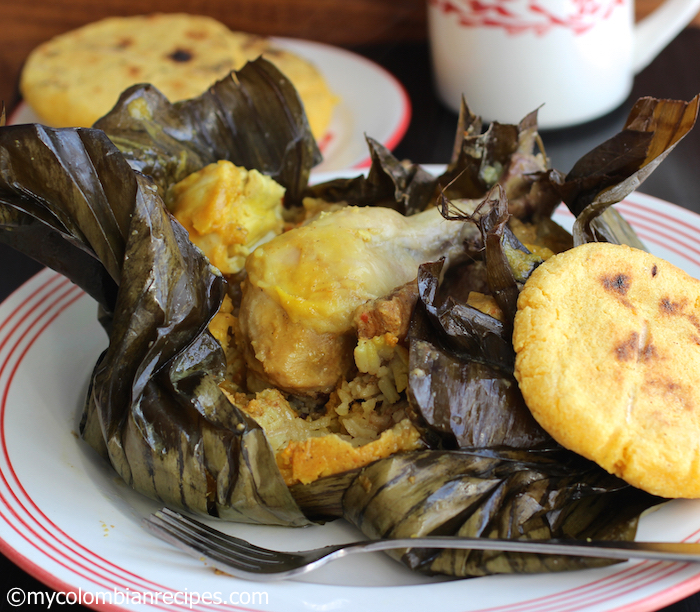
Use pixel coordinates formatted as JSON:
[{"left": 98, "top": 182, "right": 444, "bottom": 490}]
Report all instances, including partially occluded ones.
[
  {"left": 8, "top": 37, "right": 411, "bottom": 175},
  {"left": 3, "top": 191, "right": 700, "bottom": 611}
]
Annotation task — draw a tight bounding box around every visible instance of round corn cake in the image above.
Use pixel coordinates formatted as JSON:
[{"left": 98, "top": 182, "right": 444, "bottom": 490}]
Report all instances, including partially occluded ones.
[
  {"left": 19, "top": 13, "right": 337, "bottom": 139},
  {"left": 513, "top": 242, "right": 700, "bottom": 498}
]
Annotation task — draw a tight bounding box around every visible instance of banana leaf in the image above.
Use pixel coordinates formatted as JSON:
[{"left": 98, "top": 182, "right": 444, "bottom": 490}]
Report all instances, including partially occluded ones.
[
  {"left": 93, "top": 58, "right": 321, "bottom": 205},
  {"left": 305, "top": 99, "right": 559, "bottom": 218},
  {"left": 552, "top": 95, "right": 699, "bottom": 246},
  {"left": 462, "top": 185, "right": 543, "bottom": 324},
  {"left": 415, "top": 260, "right": 515, "bottom": 372},
  {"left": 307, "top": 95, "right": 698, "bottom": 245},
  {"left": 440, "top": 99, "right": 560, "bottom": 220},
  {"left": 0, "top": 126, "right": 128, "bottom": 315},
  {"left": 342, "top": 449, "right": 662, "bottom": 576},
  {"left": 407, "top": 321, "right": 550, "bottom": 450},
  {"left": 435, "top": 183, "right": 544, "bottom": 332},
  {"left": 408, "top": 246, "right": 549, "bottom": 451},
  {"left": 303, "top": 136, "right": 439, "bottom": 215},
  {"left": 0, "top": 70, "right": 316, "bottom": 525},
  {"left": 78, "top": 170, "right": 307, "bottom": 525}
]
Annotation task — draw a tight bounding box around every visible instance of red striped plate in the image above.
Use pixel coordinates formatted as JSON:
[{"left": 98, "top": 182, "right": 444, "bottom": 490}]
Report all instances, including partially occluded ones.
[{"left": 1, "top": 190, "right": 700, "bottom": 612}]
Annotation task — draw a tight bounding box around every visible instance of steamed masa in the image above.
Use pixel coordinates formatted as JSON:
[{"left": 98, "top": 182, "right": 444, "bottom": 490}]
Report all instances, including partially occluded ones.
[
  {"left": 20, "top": 13, "right": 338, "bottom": 139},
  {"left": 513, "top": 242, "right": 700, "bottom": 499}
]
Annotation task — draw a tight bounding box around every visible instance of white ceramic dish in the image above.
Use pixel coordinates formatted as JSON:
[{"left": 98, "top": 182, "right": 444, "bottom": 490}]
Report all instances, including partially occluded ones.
[
  {"left": 8, "top": 37, "right": 411, "bottom": 174},
  {"left": 2, "top": 190, "right": 700, "bottom": 611}
]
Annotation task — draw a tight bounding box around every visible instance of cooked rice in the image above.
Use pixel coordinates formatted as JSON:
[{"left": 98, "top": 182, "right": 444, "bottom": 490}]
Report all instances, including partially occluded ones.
[{"left": 210, "top": 305, "right": 422, "bottom": 485}]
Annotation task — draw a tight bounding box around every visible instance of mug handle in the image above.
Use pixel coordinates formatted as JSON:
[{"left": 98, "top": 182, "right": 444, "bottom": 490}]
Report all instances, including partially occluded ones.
[{"left": 634, "top": 0, "right": 700, "bottom": 72}]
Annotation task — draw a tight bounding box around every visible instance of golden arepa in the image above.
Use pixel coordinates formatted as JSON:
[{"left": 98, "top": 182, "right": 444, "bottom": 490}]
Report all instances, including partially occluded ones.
[
  {"left": 514, "top": 242, "right": 700, "bottom": 499},
  {"left": 20, "top": 13, "right": 338, "bottom": 139}
]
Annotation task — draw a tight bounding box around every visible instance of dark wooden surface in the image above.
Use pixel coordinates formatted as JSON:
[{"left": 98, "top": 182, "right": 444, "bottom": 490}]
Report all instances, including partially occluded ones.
[{"left": 3, "top": 24, "right": 700, "bottom": 612}]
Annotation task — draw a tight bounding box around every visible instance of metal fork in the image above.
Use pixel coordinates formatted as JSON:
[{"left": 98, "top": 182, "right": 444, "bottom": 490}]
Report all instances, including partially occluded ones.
[{"left": 142, "top": 507, "right": 700, "bottom": 581}]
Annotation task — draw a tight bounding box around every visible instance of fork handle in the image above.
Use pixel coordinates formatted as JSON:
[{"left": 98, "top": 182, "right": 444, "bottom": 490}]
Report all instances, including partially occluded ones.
[{"left": 342, "top": 537, "right": 700, "bottom": 563}]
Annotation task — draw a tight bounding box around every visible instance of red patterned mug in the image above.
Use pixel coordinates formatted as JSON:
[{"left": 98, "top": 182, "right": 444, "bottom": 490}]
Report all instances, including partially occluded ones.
[{"left": 428, "top": 0, "right": 700, "bottom": 128}]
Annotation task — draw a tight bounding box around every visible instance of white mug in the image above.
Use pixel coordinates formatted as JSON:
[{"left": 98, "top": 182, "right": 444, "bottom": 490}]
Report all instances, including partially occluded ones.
[{"left": 428, "top": 0, "right": 700, "bottom": 129}]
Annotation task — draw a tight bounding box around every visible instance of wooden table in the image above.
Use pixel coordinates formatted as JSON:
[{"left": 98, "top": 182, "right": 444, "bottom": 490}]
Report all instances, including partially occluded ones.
[{"left": 3, "top": 6, "right": 700, "bottom": 612}]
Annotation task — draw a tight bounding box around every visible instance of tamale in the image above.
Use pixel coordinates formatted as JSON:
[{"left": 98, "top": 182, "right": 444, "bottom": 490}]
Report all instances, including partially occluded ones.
[{"left": 0, "top": 76, "right": 696, "bottom": 577}]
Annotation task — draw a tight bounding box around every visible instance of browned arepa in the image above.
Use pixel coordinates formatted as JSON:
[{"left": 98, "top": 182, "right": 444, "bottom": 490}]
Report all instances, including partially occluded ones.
[{"left": 514, "top": 242, "right": 700, "bottom": 499}]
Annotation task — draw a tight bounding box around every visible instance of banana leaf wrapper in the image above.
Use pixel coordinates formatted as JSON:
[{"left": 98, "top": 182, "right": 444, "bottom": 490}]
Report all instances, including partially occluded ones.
[
  {"left": 407, "top": 316, "right": 551, "bottom": 451},
  {"left": 305, "top": 100, "right": 559, "bottom": 219},
  {"left": 0, "top": 126, "right": 125, "bottom": 316},
  {"left": 0, "top": 61, "right": 320, "bottom": 526},
  {"left": 407, "top": 228, "right": 551, "bottom": 452},
  {"left": 452, "top": 184, "right": 544, "bottom": 324},
  {"left": 78, "top": 172, "right": 308, "bottom": 525},
  {"left": 440, "top": 100, "right": 560, "bottom": 220},
  {"left": 93, "top": 58, "right": 321, "bottom": 206},
  {"left": 343, "top": 449, "right": 662, "bottom": 577},
  {"left": 415, "top": 259, "right": 515, "bottom": 372},
  {"left": 303, "top": 136, "right": 440, "bottom": 216},
  {"left": 552, "top": 95, "right": 699, "bottom": 247},
  {"left": 307, "top": 96, "right": 698, "bottom": 250}
]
